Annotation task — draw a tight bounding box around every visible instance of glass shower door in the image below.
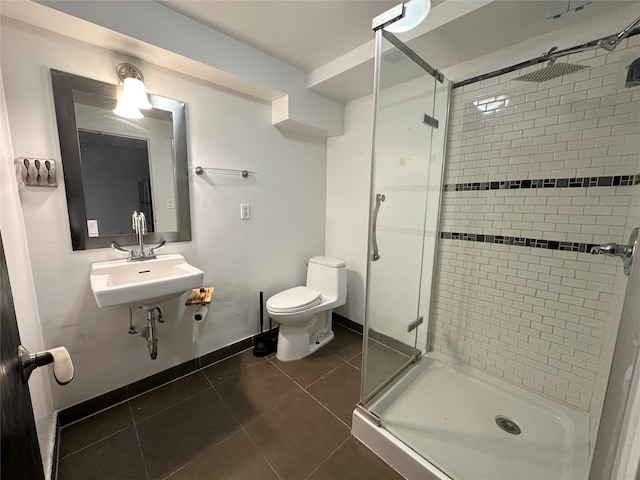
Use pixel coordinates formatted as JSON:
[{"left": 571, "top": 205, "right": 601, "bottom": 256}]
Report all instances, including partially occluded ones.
[{"left": 361, "top": 29, "right": 442, "bottom": 403}]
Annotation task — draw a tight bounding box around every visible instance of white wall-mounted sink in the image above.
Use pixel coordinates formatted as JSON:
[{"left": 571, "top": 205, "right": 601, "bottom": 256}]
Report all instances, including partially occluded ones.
[{"left": 90, "top": 254, "right": 204, "bottom": 308}]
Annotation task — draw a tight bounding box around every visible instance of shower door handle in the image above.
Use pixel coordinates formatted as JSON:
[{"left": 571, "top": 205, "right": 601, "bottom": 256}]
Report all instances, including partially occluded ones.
[{"left": 372, "top": 193, "right": 385, "bottom": 261}]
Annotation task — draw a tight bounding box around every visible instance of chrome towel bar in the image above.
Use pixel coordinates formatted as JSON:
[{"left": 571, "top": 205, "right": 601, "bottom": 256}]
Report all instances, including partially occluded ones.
[{"left": 189, "top": 166, "right": 257, "bottom": 178}]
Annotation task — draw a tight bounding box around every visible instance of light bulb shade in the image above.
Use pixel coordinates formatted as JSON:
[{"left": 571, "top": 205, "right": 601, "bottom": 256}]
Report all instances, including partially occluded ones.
[
  {"left": 113, "top": 77, "right": 151, "bottom": 119},
  {"left": 113, "top": 96, "right": 144, "bottom": 119},
  {"left": 385, "top": 0, "right": 430, "bottom": 33},
  {"left": 123, "top": 77, "right": 152, "bottom": 109}
]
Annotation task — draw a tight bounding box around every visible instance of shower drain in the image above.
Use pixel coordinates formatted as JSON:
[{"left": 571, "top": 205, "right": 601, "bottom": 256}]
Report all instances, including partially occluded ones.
[{"left": 495, "top": 415, "right": 521, "bottom": 435}]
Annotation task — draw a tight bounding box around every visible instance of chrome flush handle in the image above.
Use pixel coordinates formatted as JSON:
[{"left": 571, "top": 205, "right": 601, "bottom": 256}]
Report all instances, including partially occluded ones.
[{"left": 372, "top": 193, "right": 386, "bottom": 261}]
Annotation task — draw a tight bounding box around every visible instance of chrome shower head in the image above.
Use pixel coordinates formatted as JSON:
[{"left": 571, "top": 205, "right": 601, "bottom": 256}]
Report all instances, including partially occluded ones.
[
  {"left": 513, "top": 15, "right": 640, "bottom": 83},
  {"left": 514, "top": 57, "right": 589, "bottom": 83}
]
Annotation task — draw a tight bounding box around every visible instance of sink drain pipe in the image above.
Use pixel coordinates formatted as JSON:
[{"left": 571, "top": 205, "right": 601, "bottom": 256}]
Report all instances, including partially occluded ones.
[{"left": 136, "top": 306, "right": 163, "bottom": 360}]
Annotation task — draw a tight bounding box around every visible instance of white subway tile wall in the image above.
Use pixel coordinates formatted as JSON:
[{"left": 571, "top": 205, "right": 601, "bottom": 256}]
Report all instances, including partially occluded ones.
[{"left": 433, "top": 38, "right": 640, "bottom": 413}]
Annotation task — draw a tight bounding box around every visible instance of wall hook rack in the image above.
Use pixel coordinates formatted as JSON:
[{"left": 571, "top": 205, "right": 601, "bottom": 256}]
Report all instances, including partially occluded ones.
[{"left": 16, "top": 158, "right": 57, "bottom": 187}]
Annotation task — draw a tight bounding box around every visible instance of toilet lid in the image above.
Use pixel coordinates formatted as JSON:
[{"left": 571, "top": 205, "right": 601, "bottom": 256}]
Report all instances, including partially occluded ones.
[{"left": 267, "top": 286, "right": 322, "bottom": 312}]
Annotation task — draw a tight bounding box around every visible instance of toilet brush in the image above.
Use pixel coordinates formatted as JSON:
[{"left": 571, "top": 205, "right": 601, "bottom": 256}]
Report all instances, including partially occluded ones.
[
  {"left": 265, "top": 314, "right": 278, "bottom": 349},
  {"left": 253, "top": 291, "right": 270, "bottom": 357}
]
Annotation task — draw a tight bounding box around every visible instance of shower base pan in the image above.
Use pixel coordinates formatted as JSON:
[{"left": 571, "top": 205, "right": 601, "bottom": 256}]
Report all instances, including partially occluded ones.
[{"left": 353, "top": 352, "right": 589, "bottom": 480}]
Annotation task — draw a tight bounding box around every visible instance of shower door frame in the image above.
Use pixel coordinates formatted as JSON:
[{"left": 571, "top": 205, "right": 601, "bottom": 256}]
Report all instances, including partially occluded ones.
[{"left": 360, "top": 23, "right": 448, "bottom": 407}]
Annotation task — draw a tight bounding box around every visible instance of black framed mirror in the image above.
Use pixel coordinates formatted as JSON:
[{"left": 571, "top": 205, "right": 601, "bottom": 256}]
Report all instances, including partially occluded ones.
[{"left": 50, "top": 69, "right": 191, "bottom": 250}]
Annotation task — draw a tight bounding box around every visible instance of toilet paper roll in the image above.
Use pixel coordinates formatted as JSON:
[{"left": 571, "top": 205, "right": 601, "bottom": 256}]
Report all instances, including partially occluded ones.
[
  {"left": 48, "top": 346, "right": 74, "bottom": 385},
  {"left": 192, "top": 321, "right": 200, "bottom": 344},
  {"left": 193, "top": 305, "right": 208, "bottom": 323}
]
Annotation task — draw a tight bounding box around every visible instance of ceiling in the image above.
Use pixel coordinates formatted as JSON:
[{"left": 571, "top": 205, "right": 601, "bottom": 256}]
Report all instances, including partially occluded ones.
[
  {"left": 159, "top": 1, "right": 638, "bottom": 76},
  {"left": 158, "top": 0, "right": 400, "bottom": 72},
  {"left": 405, "top": 0, "right": 639, "bottom": 76},
  {"left": 8, "top": 0, "right": 636, "bottom": 106},
  {"left": 156, "top": 0, "right": 640, "bottom": 101}
]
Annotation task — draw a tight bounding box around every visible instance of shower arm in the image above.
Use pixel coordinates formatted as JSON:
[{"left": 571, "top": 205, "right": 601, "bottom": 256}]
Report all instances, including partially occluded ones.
[
  {"left": 598, "top": 15, "right": 640, "bottom": 51},
  {"left": 540, "top": 16, "right": 640, "bottom": 63},
  {"left": 543, "top": 40, "right": 603, "bottom": 62}
]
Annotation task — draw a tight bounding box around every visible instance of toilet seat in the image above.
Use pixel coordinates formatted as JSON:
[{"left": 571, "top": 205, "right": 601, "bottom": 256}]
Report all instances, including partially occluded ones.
[{"left": 267, "top": 286, "right": 322, "bottom": 313}]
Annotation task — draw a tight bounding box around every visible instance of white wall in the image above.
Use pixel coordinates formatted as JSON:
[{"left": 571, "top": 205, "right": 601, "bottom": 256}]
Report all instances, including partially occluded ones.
[
  {"left": 326, "top": 95, "right": 372, "bottom": 324},
  {"left": 1, "top": 18, "right": 327, "bottom": 409},
  {"left": 0, "top": 72, "right": 56, "bottom": 476}
]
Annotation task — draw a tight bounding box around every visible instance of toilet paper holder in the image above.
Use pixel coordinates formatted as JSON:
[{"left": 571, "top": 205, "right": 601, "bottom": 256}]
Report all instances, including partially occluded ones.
[{"left": 18, "top": 345, "right": 74, "bottom": 385}]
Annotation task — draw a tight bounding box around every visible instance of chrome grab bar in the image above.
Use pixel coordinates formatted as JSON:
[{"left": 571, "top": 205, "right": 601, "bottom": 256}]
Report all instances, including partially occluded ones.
[{"left": 372, "top": 193, "right": 385, "bottom": 261}]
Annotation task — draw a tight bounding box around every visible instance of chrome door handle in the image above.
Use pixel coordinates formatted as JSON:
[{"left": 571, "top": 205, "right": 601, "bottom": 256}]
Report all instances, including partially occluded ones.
[
  {"left": 372, "top": 193, "right": 385, "bottom": 261},
  {"left": 18, "top": 345, "right": 74, "bottom": 385},
  {"left": 591, "top": 227, "right": 639, "bottom": 276}
]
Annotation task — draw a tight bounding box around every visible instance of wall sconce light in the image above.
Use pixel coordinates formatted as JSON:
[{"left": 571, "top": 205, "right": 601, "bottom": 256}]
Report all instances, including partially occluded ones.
[{"left": 113, "top": 63, "right": 152, "bottom": 119}]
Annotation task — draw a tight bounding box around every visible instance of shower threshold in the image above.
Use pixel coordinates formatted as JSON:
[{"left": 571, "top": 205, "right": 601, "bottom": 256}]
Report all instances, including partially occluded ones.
[{"left": 353, "top": 352, "right": 589, "bottom": 480}]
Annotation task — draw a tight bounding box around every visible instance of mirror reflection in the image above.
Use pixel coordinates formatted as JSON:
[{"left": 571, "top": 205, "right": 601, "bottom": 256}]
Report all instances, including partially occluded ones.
[
  {"left": 78, "top": 130, "right": 155, "bottom": 235},
  {"left": 51, "top": 69, "right": 191, "bottom": 250}
]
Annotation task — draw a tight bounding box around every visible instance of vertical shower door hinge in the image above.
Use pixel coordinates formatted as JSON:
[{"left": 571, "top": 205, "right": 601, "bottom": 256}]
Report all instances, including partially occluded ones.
[
  {"left": 422, "top": 114, "right": 439, "bottom": 128},
  {"left": 407, "top": 316, "right": 424, "bottom": 333}
]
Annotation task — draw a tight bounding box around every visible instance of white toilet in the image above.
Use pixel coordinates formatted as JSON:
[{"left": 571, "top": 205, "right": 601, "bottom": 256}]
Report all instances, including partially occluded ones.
[{"left": 266, "top": 256, "right": 347, "bottom": 362}]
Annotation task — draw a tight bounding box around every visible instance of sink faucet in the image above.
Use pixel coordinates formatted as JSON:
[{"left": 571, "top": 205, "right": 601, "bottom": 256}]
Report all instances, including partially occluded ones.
[{"left": 110, "top": 211, "right": 165, "bottom": 261}]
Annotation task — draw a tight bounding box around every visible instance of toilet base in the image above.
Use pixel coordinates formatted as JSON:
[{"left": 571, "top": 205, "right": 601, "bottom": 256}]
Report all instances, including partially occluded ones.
[
  {"left": 309, "top": 330, "right": 335, "bottom": 355},
  {"left": 276, "top": 329, "right": 334, "bottom": 362},
  {"left": 276, "top": 311, "right": 334, "bottom": 362}
]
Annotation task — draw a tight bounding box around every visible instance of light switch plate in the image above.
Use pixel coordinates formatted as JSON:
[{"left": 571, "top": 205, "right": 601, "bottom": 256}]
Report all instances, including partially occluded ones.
[
  {"left": 87, "top": 220, "right": 99, "bottom": 237},
  {"left": 241, "top": 204, "right": 250, "bottom": 220}
]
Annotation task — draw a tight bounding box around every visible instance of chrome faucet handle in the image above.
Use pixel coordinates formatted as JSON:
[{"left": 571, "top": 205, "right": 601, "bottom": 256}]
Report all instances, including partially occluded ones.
[
  {"left": 590, "top": 244, "right": 612, "bottom": 255},
  {"left": 149, "top": 239, "right": 166, "bottom": 256},
  {"left": 132, "top": 211, "right": 138, "bottom": 231},
  {"left": 111, "top": 241, "right": 133, "bottom": 258},
  {"left": 591, "top": 228, "right": 640, "bottom": 276},
  {"left": 590, "top": 243, "right": 630, "bottom": 256}
]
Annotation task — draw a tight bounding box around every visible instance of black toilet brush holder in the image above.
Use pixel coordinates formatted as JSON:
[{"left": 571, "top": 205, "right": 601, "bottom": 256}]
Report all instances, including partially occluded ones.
[{"left": 253, "top": 291, "right": 275, "bottom": 357}]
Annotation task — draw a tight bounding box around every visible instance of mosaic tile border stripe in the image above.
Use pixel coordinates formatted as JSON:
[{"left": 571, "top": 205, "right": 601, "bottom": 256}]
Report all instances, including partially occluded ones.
[
  {"left": 440, "top": 231, "right": 598, "bottom": 253},
  {"left": 443, "top": 174, "right": 640, "bottom": 192}
]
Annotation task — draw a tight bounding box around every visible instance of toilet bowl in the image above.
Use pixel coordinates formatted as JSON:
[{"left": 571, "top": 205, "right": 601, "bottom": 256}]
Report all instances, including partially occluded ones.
[{"left": 266, "top": 256, "right": 347, "bottom": 361}]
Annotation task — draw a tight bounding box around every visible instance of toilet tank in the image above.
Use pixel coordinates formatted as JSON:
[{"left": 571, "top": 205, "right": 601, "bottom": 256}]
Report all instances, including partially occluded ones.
[{"left": 306, "top": 256, "right": 347, "bottom": 303}]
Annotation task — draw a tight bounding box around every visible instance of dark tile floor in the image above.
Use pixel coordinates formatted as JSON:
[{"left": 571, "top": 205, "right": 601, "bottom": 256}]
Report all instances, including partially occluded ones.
[{"left": 57, "top": 324, "right": 405, "bottom": 480}]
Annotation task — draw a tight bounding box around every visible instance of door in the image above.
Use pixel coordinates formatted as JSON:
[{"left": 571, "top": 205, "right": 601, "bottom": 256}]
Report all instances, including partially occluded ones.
[
  {"left": 0, "top": 233, "right": 45, "bottom": 480},
  {"left": 361, "top": 28, "right": 444, "bottom": 403}
]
